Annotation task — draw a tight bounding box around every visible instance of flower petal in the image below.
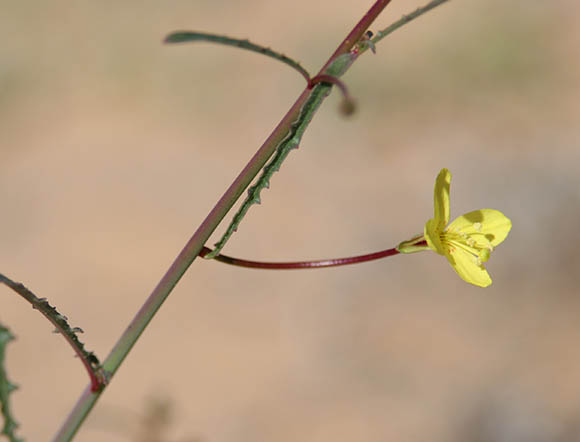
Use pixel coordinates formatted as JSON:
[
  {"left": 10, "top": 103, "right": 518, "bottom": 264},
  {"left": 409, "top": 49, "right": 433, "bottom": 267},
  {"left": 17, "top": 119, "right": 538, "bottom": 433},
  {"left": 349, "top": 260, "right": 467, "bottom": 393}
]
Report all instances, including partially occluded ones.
[
  {"left": 445, "top": 247, "right": 493, "bottom": 287},
  {"left": 424, "top": 218, "right": 445, "bottom": 255},
  {"left": 447, "top": 209, "right": 512, "bottom": 247},
  {"left": 433, "top": 168, "right": 451, "bottom": 229}
]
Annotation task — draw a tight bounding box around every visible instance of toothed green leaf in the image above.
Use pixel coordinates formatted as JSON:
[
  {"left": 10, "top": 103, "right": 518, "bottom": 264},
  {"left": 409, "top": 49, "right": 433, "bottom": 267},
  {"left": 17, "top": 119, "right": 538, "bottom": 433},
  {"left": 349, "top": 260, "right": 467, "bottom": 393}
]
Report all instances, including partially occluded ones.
[
  {"left": 0, "top": 324, "right": 24, "bottom": 442},
  {"left": 205, "top": 81, "right": 331, "bottom": 258},
  {"left": 1, "top": 274, "right": 103, "bottom": 396},
  {"left": 204, "top": 49, "right": 357, "bottom": 259}
]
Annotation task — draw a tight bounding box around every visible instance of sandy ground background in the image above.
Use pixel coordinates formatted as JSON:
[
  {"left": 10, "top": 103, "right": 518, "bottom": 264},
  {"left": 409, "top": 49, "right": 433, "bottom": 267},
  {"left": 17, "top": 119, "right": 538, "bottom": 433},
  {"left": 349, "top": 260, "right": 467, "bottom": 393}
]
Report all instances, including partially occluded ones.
[{"left": 1, "top": 1, "right": 580, "bottom": 441}]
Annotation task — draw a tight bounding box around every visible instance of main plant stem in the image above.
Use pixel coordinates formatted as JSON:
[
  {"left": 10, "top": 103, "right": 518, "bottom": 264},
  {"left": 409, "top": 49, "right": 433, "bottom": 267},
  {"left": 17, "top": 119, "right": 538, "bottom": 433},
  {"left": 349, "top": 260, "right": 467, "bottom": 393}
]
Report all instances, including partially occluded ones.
[{"left": 53, "top": 1, "right": 392, "bottom": 440}]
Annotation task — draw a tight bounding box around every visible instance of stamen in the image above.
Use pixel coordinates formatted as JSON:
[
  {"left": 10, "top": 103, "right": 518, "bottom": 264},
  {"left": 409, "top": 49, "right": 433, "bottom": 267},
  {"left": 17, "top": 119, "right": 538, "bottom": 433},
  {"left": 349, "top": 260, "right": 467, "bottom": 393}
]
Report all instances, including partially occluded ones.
[
  {"left": 446, "top": 238, "right": 480, "bottom": 259},
  {"left": 479, "top": 249, "right": 491, "bottom": 263},
  {"left": 473, "top": 222, "right": 482, "bottom": 232}
]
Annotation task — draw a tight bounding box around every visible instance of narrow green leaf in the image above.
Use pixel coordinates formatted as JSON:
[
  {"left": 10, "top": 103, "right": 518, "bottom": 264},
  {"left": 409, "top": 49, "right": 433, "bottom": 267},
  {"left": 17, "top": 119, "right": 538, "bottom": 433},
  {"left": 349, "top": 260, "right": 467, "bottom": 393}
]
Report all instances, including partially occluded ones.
[
  {"left": 204, "top": 82, "right": 331, "bottom": 259},
  {"left": 0, "top": 274, "right": 104, "bottom": 392},
  {"left": 164, "top": 31, "right": 311, "bottom": 81},
  {"left": 203, "top": 52, "right": 356, "bottom": 259},
  {"left": 371, "top": 0, "right": 451, "bottom": 49},
  {"left": 0, "top": 324, "right": 23, "bottom": 442}
]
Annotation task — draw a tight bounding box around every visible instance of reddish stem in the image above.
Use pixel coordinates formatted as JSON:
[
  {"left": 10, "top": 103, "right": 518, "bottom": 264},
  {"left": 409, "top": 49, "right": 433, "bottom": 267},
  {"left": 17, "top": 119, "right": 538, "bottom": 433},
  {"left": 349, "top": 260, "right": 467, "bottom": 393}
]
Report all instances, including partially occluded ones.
[
  {"left": 320, "top": 0, "right": 392, "bottom": 72},
  {"left": 308, "top": 74, "right": 347, "bottom": 93},
  {"left": 309, "top": 74, "right": 351, "bottom": 98},
  {"left": 200, "top": 245, "right": 402, "bottom": 269},
  {"left": 309, "top": 74, "right": 356, "bottom": 115}
]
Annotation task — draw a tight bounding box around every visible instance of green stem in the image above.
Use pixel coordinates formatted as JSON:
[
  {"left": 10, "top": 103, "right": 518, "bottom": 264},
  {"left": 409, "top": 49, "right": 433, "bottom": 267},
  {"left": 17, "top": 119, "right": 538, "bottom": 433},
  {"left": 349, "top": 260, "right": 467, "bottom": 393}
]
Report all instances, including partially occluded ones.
[
  {"left": 52, "top": 1, "right": 393, "bottom": 440},
  {"left": 371, "top": 0, "right": 451, "bottom": 48}
]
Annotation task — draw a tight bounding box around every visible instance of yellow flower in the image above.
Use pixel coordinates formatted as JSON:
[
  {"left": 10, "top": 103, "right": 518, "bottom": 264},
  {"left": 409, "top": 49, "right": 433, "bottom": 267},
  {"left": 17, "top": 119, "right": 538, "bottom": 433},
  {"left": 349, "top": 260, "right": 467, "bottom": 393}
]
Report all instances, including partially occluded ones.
[{"left": 397, "top": 168, "right": 512, "bottom": 287}]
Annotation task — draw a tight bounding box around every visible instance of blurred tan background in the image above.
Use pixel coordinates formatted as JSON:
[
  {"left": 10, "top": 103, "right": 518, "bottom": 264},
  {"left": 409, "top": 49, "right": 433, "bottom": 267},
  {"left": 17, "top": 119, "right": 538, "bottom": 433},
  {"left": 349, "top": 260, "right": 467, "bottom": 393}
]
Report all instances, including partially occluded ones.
[{"left": 1, "top": 1, "right": 580, "bottom": 440}]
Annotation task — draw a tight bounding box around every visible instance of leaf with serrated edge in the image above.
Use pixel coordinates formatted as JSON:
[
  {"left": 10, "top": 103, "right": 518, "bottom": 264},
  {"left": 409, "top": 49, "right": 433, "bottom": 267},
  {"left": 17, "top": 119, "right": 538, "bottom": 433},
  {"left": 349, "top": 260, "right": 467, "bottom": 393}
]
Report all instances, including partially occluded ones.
[{"left": 0, "top": 324, "right": 23, "bottom": 442}]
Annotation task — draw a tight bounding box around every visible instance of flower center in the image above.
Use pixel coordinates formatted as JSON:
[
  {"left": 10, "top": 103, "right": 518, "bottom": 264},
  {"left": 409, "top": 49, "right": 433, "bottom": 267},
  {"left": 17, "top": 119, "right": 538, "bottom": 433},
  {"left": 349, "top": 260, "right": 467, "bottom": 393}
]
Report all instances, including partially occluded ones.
[{"left": 441, "top": 226, "right": 493, "bottom": 267}]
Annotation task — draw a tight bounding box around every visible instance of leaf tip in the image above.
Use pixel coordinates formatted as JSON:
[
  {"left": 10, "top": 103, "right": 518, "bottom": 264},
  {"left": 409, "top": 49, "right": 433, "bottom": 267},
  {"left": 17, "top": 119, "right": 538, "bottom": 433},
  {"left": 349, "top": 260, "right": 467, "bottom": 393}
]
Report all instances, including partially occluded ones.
[{"left": 163, "top": 32, "right": 190, "bottom": 44}]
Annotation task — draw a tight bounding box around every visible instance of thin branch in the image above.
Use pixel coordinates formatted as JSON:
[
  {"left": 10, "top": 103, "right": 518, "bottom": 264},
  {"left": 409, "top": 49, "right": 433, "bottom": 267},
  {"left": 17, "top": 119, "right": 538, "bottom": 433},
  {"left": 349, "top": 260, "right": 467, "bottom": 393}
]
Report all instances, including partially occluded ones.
[
  {"left": 200, "top": 246, "right": 400, "bottom": 269},
  {"left": 372, "top": 0, "right": 452, "bottom": 48},
  {"left": 0, "top": 274, "right": 106, "bottom": 393},
  {"left": 164, "top": 31, "right": 311, "bottom": 82}
]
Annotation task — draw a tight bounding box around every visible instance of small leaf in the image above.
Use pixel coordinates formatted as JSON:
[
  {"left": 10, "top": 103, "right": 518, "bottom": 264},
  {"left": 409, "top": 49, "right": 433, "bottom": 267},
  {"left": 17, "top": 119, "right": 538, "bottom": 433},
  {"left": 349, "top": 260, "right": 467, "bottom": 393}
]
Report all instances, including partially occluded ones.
[{"left": 165, "top": 31, "right": 310, "bottom": 81}]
